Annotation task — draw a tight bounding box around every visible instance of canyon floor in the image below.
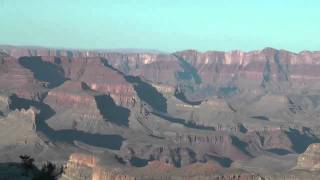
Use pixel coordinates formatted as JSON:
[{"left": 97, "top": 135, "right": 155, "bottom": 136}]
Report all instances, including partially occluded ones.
[{"left": 1, "top": 46, "right": 320, "bottom": 179}]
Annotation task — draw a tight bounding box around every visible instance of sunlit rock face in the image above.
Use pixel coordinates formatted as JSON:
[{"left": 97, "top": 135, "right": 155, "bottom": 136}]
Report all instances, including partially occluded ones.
[
  {"left": 43, "top": 81, "right": 105, "bottom": 130},
  {"left": 100, "top": 48, "right": 320, "bottom": 103},
  {"left": 296, "top": 143, "right": 320, "bottom": 170},
  {"left": 173, "top": 48, "right": 320, "bottom": 91},
  {"left": 64, "top": 153, "right": 135, "bottom": 180},
  {"left": 44, "top": 81, "right": 96, "bottom": 109}
]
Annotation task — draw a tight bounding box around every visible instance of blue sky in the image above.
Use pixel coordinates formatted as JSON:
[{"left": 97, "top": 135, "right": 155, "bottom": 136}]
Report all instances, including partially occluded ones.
[{"left": 0, "top": 0, "right": 319, "bottom": 52}]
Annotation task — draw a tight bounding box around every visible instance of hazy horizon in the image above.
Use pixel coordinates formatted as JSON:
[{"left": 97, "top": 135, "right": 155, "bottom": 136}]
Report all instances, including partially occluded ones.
[{"left": 1, "top": 0, "right": 319, "bottom": 52}]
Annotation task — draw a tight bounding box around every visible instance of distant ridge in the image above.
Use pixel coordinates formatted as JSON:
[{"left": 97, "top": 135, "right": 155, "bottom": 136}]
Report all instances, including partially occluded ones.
[
  {"left": 0, "top": 45, "right": 167, "bottom": 54},
  {"left": 1, "top": 44, "right": 320, "bottom": 55}
]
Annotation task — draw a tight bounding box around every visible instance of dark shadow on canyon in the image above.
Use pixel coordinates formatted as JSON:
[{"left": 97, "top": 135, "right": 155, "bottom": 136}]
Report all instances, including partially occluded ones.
[
  {"left": 285, "top": 127, "right": 319, "bottom": 153},
  {"left": 152, "top": 111, "right": 215, "bottom": 131},
  {"left": 101, "top": 58, "right": 211, "bottom": 130},
  {"left": 251, "top": 116, "right": 270, "bottom": 121},
  {"left": 238, "top": 123, "right": 248, "bottom": 133},
  {"left": 173, "top": 54, "right": 202, "bottom": 84},
  {"left": 18, "top": 56, "right": 67, "bottom": 88},
  {"left": 53, "top": 57, "right": 62, "bottom": 65},
  {"left": 0, "top": 159, "right": 64, "bottom": 179},
  {"left": 206, "top": 154, "right": 233, "bottom": 167},
  {"left": 172, "top": 54, "right": 207, "bottom": 104},
  {"left": 174, "top": 88, "right": 202, "bottom": 106},
  {"left": 9, "top": 94, "right": 123, "bottom": 150},
  {"left": 101, "top": 58, "right": 168, "bottom": 113},
  {"left": 94, "top": 94, "right": 130, "bottom": 127},
  {"left": 231, "top": 136, "right": 253, "bottom": 157},
  {"left": 129, "top": 157, "right": 148, "bottom": 167},
  {"left": 218, "top": 86, "right": 238, "bottom": 97},
  {"left": 267, "top": 148, "right": 291, "bottom": 155},
  {"left": 125, "top": 76, "right": 168, "bottom": 113},
  {"left": 0, "top": 162, "right": 40, "bottom": 179}
]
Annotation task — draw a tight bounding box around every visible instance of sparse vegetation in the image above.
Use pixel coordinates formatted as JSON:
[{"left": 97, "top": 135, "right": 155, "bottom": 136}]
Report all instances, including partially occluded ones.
[
  {"left": 33, "top": 161, "right": 64, "bottom": 180},
  {"left": 19, "top": 155, "right": 35, "bottom": 176},
  {"left": 19, "top": 155, "right": 63, "bottom": 180},
  {"left": 20, "top": 155, "right": 35, "bottom": 169}
]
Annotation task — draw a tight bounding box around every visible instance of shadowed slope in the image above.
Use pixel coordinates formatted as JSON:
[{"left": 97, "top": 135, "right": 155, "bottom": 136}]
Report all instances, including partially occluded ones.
[
  {"left": 94, "top": 94, "right": 130, "bottom": 127},
  {"left": 102, "top": 58, "right": 168, "bottom": 113},
  {"left": 19, "top": 57, "right": 67, "bottom": 88},
  {"left": 285, "top": 128, "right": 319, "bottom": 153},
  {"left": 124, "top": 76, "right": 168, "bottom": 113},
  {"left": 9, "top": 94, "right": 123, "bottom": 150}
]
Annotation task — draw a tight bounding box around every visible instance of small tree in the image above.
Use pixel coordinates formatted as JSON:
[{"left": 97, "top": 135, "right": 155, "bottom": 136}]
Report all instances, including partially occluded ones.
[
  {"left": 20, "top": 155, "right": 35, "bottom": 169},
  {"left": 33, "top": 162, "right": 63, "bottom": 180},
  {"left": 19, "top": 155, "right": 35, "bottom": 176}
]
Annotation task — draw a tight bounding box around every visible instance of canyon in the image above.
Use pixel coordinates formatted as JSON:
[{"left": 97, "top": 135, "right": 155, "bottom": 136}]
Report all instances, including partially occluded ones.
[{"left": 1, "top": 45, "right": 320, "bottom": 179}]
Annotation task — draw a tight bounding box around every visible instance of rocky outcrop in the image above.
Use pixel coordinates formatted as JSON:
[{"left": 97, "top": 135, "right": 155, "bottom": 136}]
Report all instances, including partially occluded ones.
[
  {"left": 0, "top": 95, "right": 10, "bottom": 115},
  {"left": 44, "top": 81, "right": 98, "bottom": 109},
  {"left": 43, "top": 81, "right": 127, "bottom": 131},
  {"left": 118, "top": 133, "right": 250, "bottom": 168},
  {"left": 63, "top": 153, "right": 135, "bottom": 180},
  {"left": 39, "top": 55, "right": 136, "bottom": 107},
  {"left": 104, "top": 53, "right": 182, "bottom": 86},
  {"left": 63, "top": 153, "right": 267, "bottom": 180},
  {"left": 295, "top": 143, "right": 320, "bottom": 170},
  {"left": 0, "top": 108, "right": 38, "bottom": 146},
  {"left": 0, "top": 55, "right": 44, "bottom": 99},
  {"left": 242, "top": 128, "right": 293, "bottom": 155}
]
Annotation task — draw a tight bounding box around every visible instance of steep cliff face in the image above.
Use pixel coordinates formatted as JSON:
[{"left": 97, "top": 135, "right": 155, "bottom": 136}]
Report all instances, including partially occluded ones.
[
  {"left": 44, "top": 81, "right": 98, "bottom": 109},
  {"left": 0, "top": 55, "right": 44, "bottom": 99},
  {"left": 12, "top": 53, "right": 148, "bottom": 131},
  {"left": 26, "top": 55, "right": 137, "bottom": 107},
  {"left": 173, "top": 48, "right": 320, "bottom": 95},
  {"left": 104, "top": 53, "right": 181, "bottom": 86},
  {"left": 101, "top": 48, "right": 320, "bottom": 103},
  {"left": 175, "top": 48, "right": 320, "bottom": 83},
  {"left": 0, "top": 49, "right": 137, "bottom": 108},
  {"left": 0, "top": 49, "right": 163, "bottom": 137},
  {"left": 64, "top": 57, "right": 136, "bottom": 107},
  {"left": 4, "top": 46, "right": 320, "bottom": 102},
  {"left": 43, "top": 81, "right": 107, "bottom": 131}
]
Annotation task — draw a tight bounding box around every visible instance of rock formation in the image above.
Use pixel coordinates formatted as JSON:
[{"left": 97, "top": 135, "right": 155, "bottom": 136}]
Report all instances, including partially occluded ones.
[
  {"left": 295, "top": 143, "right": 320, "bottom": 170},
  {"left": 0, "top": 46, "right": 320, "bottom": 179},
  {"left": 0, "top": 108, "right": 37, "bottom": 146}
]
